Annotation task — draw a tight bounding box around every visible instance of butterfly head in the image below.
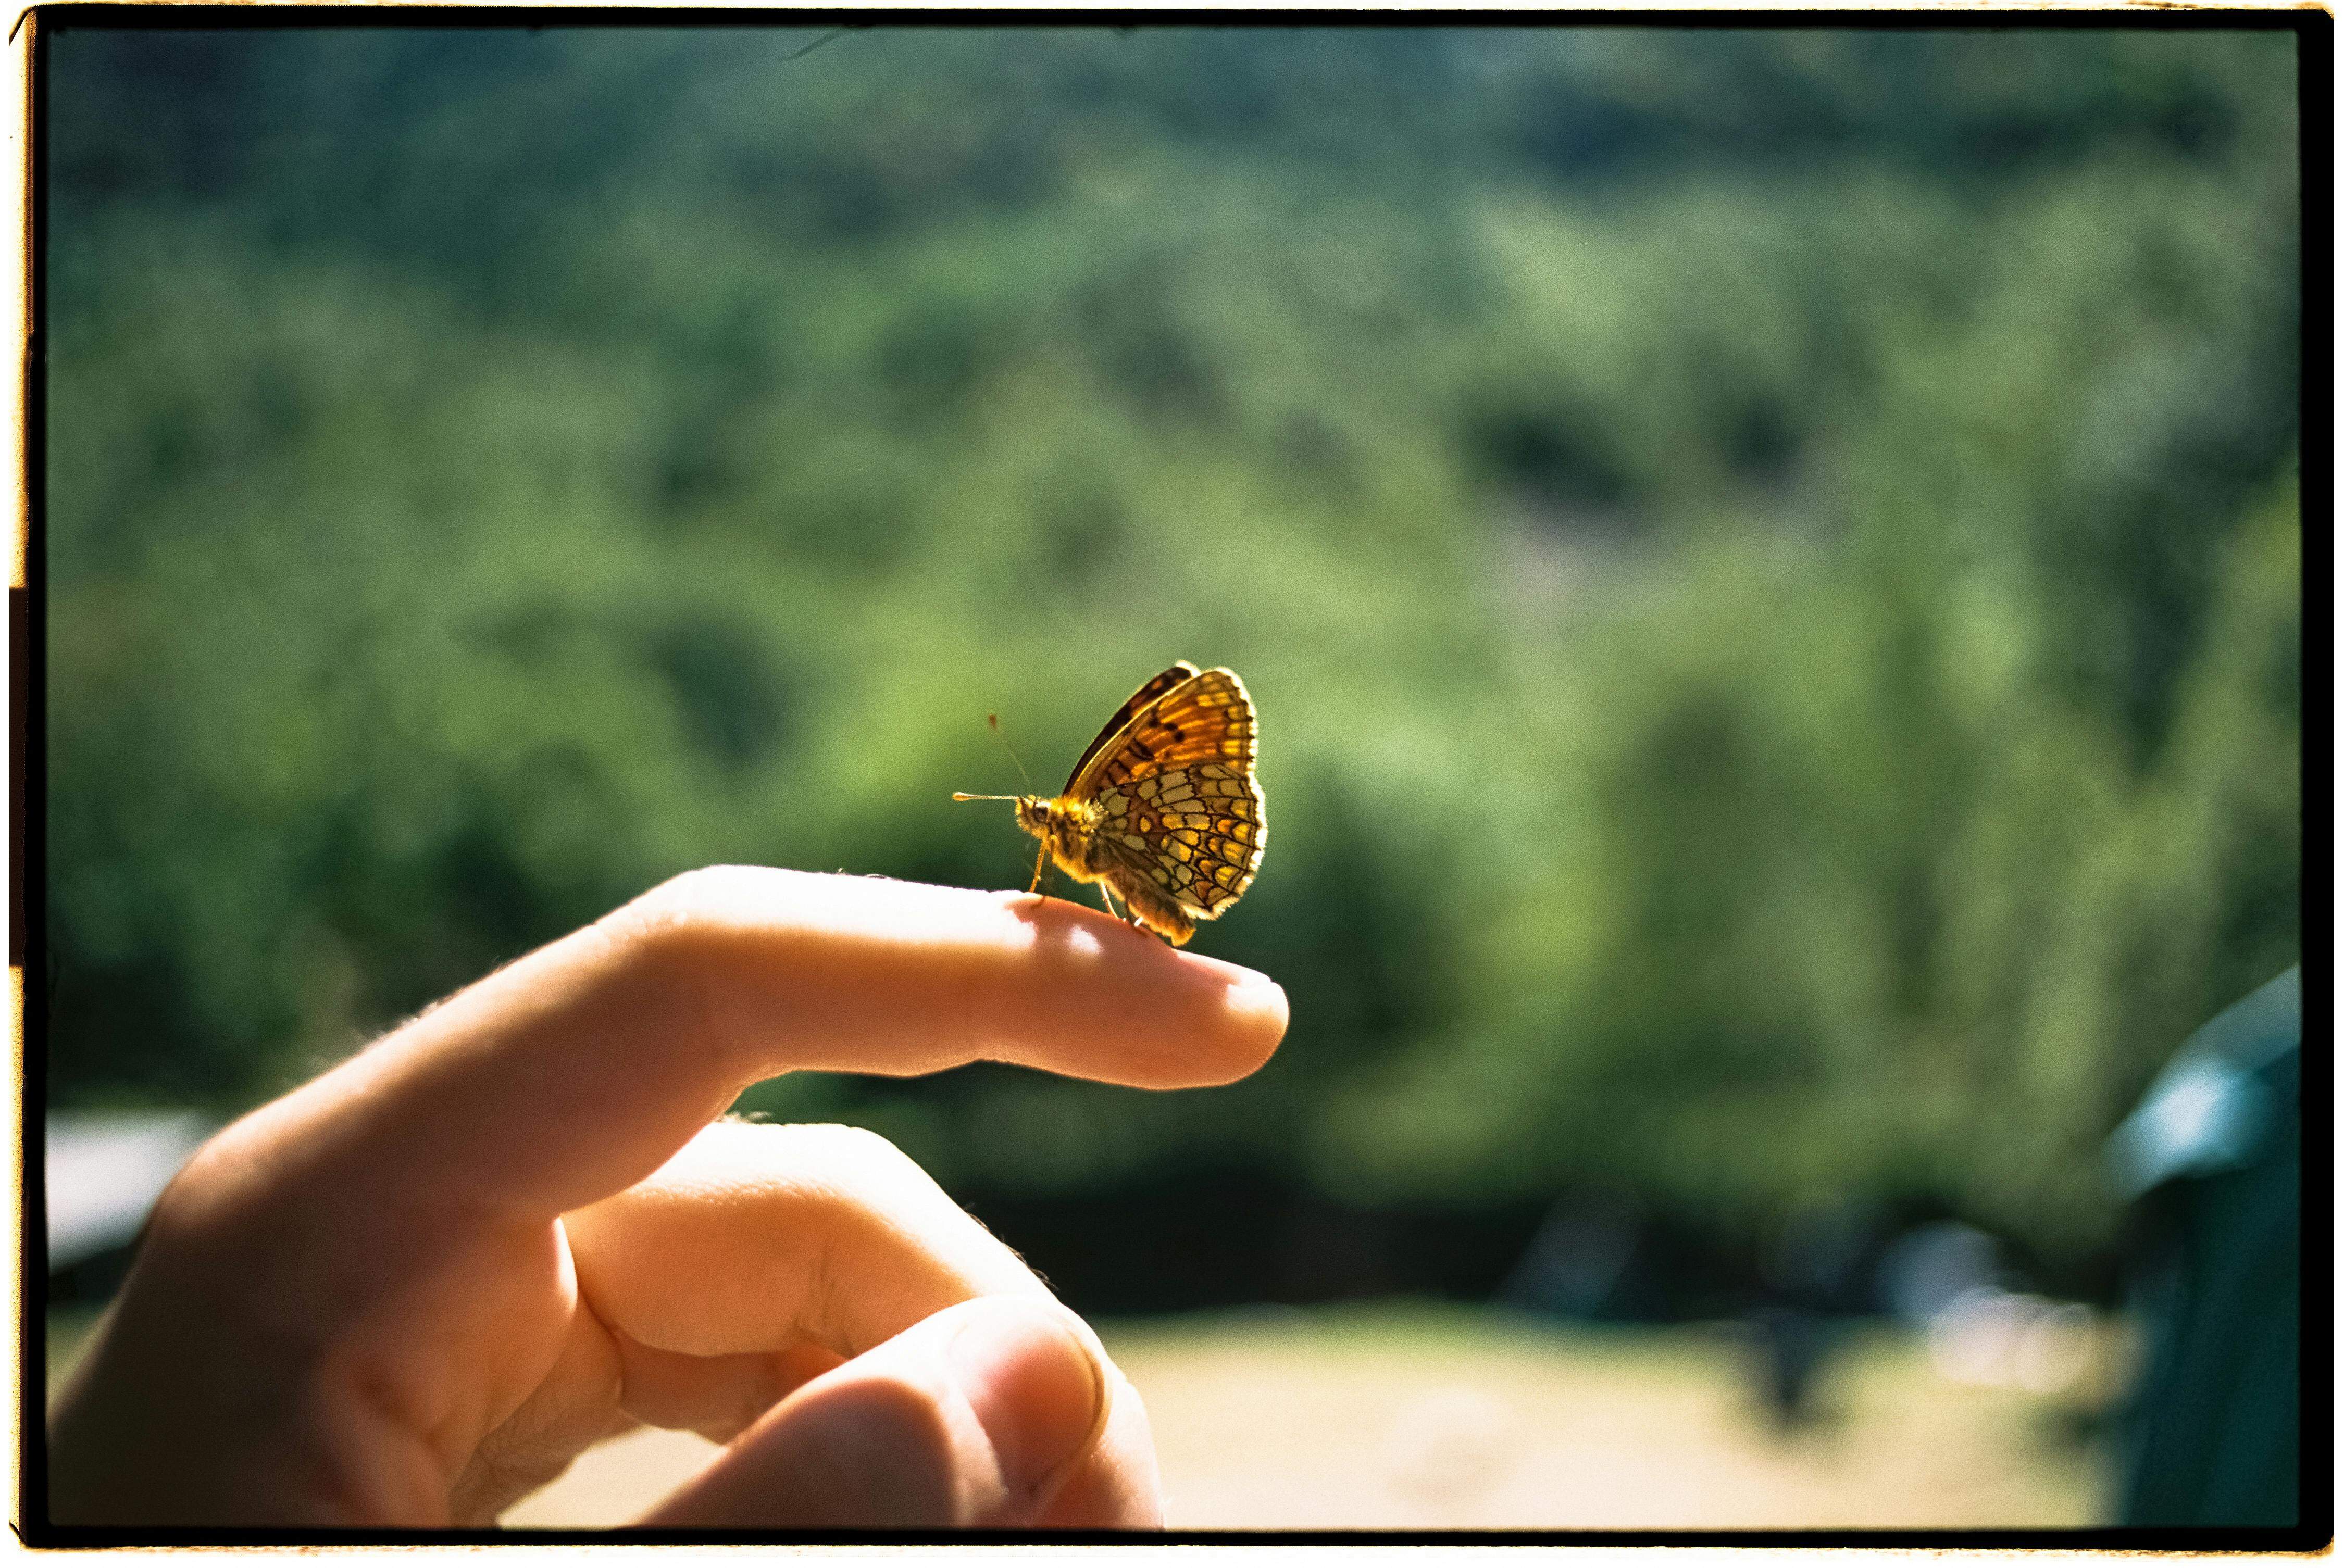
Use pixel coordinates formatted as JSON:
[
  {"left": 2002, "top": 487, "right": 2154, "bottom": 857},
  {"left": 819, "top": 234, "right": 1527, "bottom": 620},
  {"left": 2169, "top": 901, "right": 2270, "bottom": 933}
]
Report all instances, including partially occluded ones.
[
  {"left": 1018, "top": 793, "right": 1099, "bottom": 849},
  {"left": 1013, "top": 794, "right": 1112, "bottom": 881},
  {"left": 958, "top": 790, "right": 1074, "bottom": 849},
  {"left": 1012, "top": 795, "right": 1051, "bottom": 837}
]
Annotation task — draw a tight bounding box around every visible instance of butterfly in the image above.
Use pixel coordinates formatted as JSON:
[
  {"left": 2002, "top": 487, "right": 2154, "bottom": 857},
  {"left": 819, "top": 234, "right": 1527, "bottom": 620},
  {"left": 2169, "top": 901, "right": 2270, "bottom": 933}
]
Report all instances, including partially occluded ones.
[{"left": 955, "top": 662, "right": 1266, "bottom": 945}]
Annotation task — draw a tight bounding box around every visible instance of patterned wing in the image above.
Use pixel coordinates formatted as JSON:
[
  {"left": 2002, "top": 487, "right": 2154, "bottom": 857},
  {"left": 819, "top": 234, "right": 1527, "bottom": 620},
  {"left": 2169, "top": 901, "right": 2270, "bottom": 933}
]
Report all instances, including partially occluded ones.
[
  {"left": 1078, "top": 668, "right": 1266, "bottom": 919},
  {"left": 1061, "top": 662, "right": 1201, "bottom": 795}
]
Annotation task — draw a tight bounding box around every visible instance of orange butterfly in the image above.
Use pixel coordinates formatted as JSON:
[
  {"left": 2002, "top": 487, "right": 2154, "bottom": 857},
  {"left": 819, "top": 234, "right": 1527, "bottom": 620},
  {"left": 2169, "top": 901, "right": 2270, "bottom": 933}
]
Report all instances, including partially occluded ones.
[{"left": 956, "top": 662, "right": 1266, "bottom": 945}]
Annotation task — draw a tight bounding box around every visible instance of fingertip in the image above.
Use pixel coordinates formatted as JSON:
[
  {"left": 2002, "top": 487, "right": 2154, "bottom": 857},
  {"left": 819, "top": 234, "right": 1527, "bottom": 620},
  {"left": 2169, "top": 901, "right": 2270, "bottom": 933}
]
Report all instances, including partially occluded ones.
[
  {"left": 971, "top": 894, "right": 1289, "bottom": 1088},
  {"left": 947, "top": 1298, "right": 1108, "bottom": 1503},
  {"left": 1180, "top": 958, "right": 1288, "bottom": 1086},
  {"left": 1037, "top": 1361, "right": 1164, "bottom": 1528}
]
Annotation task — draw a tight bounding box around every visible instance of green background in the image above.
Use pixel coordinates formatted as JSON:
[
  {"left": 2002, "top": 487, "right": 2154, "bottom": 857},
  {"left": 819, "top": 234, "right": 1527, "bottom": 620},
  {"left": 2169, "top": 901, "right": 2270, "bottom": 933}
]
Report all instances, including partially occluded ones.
[{"left": 44, "top": 24, "right": 2301, "bottom": 1306}]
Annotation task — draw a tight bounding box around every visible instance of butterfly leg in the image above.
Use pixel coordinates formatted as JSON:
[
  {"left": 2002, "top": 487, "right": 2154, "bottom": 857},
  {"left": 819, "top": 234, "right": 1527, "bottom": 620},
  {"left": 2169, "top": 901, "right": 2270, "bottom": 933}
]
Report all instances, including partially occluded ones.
[
  {"left": 1094, "top": 882, "right": 1149, "bottom": 932},
  {"left": 1027, "top": 839, "right": 1049, "bottom": 897}
]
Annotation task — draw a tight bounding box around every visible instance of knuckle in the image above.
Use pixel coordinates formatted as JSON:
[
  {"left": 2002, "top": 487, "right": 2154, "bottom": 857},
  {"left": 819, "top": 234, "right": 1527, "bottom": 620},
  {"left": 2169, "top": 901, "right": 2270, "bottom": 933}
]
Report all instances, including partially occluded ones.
[
  {"left": 792, "top": 1124, "right": 947, "bottom": 1204},
  {"left": 590, "top": 870, "right": 743, "bottom": 1061},
  {"left": 798, "top": 1121, "right": 913, "bottom": 1169},
  {"left": 596, "top": 867, "right": 725, "bottom": 949}
]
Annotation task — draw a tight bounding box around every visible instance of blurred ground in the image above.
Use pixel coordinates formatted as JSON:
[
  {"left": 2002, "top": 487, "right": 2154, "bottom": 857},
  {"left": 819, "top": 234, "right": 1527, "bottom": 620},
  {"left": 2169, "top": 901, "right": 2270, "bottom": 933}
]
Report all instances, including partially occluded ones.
[
  {"left": 514, "top": 1303, "right": 2114, "bottom": 1529},
  {"left": 1101, "top": 1306, "right": 2113, "bottom": 1529},
  {"left": 46, "top": 1300, "right": 2116, "bottom": 1529}
]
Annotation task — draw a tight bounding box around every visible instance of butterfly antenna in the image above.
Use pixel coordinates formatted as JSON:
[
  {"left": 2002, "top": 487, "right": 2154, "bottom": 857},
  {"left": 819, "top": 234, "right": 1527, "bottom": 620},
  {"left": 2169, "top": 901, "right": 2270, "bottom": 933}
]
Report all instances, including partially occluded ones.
[
  {"left": 952, "top": 713, "right": 1040, "bottom": 805},
  {"left": 985, "top": 712, "right": 1038, "bottom": 793}
]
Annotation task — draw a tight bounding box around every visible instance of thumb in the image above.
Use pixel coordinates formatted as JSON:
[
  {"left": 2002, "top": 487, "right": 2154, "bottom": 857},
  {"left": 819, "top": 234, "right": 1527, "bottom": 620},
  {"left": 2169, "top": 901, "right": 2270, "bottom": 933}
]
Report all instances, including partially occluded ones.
[{"left": 642, "top": 1295, "right": 1110, "bottom": 1528}]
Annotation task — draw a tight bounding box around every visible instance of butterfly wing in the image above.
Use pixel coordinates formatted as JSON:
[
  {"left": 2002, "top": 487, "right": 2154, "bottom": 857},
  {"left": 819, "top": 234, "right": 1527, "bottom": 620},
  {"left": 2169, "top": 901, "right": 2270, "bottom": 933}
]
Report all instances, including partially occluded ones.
[
  {"left": 1075, "top": 667, "right": 1266, "bottom": 920},
  {"left": 1061, "top": 662, "right": 1202, "bottom": 795}
]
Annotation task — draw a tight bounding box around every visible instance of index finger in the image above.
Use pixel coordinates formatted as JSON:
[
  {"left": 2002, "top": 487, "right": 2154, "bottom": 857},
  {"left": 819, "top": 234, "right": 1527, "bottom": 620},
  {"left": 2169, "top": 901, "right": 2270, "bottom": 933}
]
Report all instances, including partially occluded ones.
[{"left": 259, "top": 868, "right": 1288, "bottom": 1225}]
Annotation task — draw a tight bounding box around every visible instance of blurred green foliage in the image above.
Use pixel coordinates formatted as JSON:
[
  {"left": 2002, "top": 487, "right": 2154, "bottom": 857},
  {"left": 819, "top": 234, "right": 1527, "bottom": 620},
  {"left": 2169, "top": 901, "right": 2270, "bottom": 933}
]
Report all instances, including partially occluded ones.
[{"left": 45, "top": 26, "right": 2300, "bottom": 1273}]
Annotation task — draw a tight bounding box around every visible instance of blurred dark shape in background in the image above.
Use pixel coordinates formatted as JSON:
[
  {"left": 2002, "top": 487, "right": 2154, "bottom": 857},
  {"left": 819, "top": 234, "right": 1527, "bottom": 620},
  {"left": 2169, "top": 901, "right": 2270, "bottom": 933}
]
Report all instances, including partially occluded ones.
[
  {"left": 1744, "top": 1303, "right": 1839, "bottom": 1432},
  {"left": 41, "top": 23, "right": 2301, "bottom": 1342},
  {"left": 2108, "top": 968, "right": 2301, "bottom": 1528},
  {"left": 1738, "top": 1199, "right": 1889, "bottom": 1429},
  {"left": 1880, "top": 1221, "right": 2006, "bottom": 1327},
  {"left": 1502, "top": 1194, "right": 1649, "bottom": 1320}
]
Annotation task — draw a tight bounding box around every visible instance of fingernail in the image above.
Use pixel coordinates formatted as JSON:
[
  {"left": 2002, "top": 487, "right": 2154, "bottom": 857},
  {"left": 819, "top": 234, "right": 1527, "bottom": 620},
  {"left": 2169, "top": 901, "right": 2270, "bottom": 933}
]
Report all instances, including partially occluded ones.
[{"left": 950, "top": 1300, "right": 1106, "bottom": 1498}]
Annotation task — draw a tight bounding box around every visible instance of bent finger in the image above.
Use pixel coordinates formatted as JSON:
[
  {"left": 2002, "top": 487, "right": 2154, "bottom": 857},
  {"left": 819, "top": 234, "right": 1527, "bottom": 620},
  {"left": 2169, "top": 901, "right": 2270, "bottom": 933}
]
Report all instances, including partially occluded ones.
[
  {"left": 566, "top": 1121, "right": 1048, "bottom": 1362},
  {"left": 642, "top": 1296, "right": 1134, "bottom": 1529},
  {"left": 562, "top": 1121, "right": 1157, "bottom": 1521}
]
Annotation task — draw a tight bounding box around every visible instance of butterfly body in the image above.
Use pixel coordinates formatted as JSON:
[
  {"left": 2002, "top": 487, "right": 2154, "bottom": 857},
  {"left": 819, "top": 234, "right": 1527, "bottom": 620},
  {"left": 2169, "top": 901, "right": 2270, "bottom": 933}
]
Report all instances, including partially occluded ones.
[
  {"left": 1013, "top": 791, "right": 1196, "bottom": 944},
  {"left": 962, "top": 663, "right": 1266, "bottom": 947}
]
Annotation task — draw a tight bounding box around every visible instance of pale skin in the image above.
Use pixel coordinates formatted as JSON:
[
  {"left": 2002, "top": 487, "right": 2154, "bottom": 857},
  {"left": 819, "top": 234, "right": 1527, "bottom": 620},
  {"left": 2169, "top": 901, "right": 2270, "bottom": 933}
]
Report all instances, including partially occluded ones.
[{"left": 45, "top": 867, "right": 1290, "bottom": 1528}]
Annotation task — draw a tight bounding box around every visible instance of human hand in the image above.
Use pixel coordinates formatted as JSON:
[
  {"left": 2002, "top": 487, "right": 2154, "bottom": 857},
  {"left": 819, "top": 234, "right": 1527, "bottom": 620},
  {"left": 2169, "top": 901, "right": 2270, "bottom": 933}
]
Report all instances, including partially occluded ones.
[{"left": 46, "top": 868, "right": 1288, "bottom": 1529}]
